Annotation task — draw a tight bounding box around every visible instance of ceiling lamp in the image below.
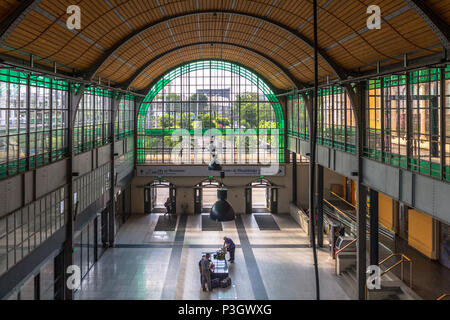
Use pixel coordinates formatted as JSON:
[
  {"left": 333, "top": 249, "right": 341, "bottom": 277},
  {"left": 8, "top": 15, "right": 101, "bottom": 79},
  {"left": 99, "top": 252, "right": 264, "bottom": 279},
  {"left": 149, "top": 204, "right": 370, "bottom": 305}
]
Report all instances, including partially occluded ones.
[
  {"left": 207, "top": 136, "right": 235, "bottom": 221},
  {"left": 210, "top": 188, "right": 235, "bottom": 222}
]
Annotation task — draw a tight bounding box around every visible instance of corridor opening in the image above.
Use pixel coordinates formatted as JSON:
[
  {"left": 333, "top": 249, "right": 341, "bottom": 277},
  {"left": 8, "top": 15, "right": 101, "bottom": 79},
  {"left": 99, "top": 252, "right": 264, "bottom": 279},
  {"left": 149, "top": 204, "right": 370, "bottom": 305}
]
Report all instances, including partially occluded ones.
[
  {"left": 194, "top": 178, "right": 222, "bottom": 214},
  {"left": 144, "top": 179, "right": 176, "bottom": 214},
  {"left": 245, "top": 178, "right": 278, "bottom": 214}
]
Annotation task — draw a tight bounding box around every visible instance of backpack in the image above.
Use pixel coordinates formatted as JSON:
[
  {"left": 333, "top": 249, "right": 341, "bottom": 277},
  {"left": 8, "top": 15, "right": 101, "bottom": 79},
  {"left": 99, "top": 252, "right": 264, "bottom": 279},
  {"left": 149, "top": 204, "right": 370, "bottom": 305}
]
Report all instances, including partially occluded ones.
[{"left": 220, "top": 277, "right": 232, "bottom": 288}]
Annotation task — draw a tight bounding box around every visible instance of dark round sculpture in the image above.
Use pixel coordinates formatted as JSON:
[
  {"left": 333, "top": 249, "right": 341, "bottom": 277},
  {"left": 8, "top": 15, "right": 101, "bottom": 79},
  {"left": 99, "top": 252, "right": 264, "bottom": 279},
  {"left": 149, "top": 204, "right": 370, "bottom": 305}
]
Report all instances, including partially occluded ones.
[{"left": 210, "top": 188, "right": 235, "bottom": 222}]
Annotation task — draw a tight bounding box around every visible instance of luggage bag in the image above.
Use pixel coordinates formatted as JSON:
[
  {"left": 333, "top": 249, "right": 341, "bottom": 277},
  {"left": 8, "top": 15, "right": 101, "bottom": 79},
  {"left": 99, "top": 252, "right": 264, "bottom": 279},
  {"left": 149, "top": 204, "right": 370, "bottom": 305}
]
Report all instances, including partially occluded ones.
[
  {"left": 220, "top": 277, "right": 232, "bottom": 288},
  {"left": 211, "top": 278, "right": 220, "bottom": 289}
]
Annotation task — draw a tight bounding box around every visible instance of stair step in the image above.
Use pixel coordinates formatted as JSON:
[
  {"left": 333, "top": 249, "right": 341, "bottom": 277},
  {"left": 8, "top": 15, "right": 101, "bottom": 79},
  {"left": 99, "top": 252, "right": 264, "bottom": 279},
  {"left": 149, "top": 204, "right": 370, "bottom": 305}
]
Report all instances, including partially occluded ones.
[
  {"left": 347, "top": 270, "right": 357, "bottom": 284},
  {"left": 341, "top": 272, "right": 354, "bottom": 287},
  {"left": 339, "top": 271, "right": 356, "bottom": 298}
]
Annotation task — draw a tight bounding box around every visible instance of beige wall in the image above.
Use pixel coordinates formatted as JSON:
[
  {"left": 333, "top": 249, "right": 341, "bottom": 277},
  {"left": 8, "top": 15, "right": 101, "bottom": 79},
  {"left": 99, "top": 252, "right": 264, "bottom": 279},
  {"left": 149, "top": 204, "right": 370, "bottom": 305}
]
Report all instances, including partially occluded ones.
[
  {"left": 296, "top": 164, "right": 310, "bottom": 210},
  {"left": 323, "top": 168, "right": 344, "bottom": 190},
  {"left": 131, "top": 163, "right": 311, "bottom": 215}
]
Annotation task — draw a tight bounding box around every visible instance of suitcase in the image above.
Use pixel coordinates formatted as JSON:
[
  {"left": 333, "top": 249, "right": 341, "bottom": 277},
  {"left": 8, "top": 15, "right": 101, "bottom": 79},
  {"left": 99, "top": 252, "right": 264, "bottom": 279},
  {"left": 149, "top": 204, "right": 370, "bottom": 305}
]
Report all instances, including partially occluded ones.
[
  {"left": 211, "top": 278, "right": 220, "bottom": 289},
  {"left": 220, "top": 277, "right": 232, "bottom": 288}
]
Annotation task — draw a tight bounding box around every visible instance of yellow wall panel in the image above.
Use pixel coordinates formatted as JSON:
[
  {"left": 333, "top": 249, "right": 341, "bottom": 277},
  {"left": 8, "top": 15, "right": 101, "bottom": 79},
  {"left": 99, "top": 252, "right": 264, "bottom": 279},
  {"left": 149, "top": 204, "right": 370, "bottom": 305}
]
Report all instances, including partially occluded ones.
[
  {"left": 408, "top": 209, "right": 433, "bottom": 258},
  {"left": 351, "top": 180, "right": 356, "bottom": 206},
  {"left": 378, "top": 193, "right": 393, "bottom": 231}
]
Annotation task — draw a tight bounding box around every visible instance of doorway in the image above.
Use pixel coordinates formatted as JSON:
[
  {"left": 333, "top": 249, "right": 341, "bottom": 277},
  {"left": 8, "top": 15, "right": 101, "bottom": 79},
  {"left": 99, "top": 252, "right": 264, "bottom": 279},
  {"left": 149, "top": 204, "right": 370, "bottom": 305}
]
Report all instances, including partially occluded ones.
[
  {"left": 144, "top": 179, "right": 176, "bottom": 214},
  {"left": 245, "top": 178, "right": 278, "bottom": 214},
  {"left": 194, "top": 178, "right": 222, "bottom": 214}
]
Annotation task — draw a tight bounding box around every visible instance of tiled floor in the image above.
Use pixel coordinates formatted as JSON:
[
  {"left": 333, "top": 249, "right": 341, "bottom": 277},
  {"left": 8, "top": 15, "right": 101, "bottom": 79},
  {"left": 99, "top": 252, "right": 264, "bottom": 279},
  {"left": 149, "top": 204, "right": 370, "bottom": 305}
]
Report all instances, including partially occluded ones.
[{"left": 75, "top": 213, "right": 350, "bottom": 300}]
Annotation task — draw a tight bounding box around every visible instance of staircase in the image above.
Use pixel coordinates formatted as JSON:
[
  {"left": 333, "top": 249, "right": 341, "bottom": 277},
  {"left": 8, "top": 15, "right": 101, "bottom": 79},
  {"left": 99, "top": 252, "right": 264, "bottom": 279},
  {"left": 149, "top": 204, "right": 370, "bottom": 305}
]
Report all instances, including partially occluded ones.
[
  {"left": 337, "top": 265, "right": 357, "bottom": 299},
  {"left": 337, "top": 265, "right": 421, "bottom": 300}
]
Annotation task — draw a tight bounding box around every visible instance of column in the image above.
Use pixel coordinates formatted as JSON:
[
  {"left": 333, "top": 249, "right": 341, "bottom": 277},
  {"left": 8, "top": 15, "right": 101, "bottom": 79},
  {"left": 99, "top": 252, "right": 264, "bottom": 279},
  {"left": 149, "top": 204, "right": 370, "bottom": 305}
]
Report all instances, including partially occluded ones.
[
  {"left": 63, "top": 84, "right": 85, "bottom": 300},
  {"left": 292, "top": 152, "right": 297, "bottom": 205},
  {"left": 356, "top": 81, "right": 367, "bottom": 300},
  {"left": 108, "top": 96, "right": 120, "bottom": 247},
  {"left": 369, "top": 189, "right": 379, "bottom": 266},
  {"left": 317, "top": 164, "right": 324, "bottom": 247}
]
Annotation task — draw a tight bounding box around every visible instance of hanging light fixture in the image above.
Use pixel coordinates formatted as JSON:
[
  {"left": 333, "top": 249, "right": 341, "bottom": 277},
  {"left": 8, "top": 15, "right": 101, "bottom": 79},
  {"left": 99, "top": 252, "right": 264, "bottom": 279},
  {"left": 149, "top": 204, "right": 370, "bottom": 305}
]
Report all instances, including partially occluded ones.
[
  {"left": 207, "top": 137, "right": 235, "bottom": 221},
  {"left": 210, "top": 188, "right": 235, "bottom": 222}
]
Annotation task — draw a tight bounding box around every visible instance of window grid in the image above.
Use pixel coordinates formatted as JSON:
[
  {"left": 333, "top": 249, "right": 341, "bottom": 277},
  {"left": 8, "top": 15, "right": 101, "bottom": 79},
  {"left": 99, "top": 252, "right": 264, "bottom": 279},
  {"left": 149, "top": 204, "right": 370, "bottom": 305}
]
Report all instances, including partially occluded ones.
[
  {"left": 363, "top": 67, "right": 446, "bottom": 180},
  {"left": 0, "top": 186, "right": 67, "bottom": 277},
  {"left": 74, "top": 88, "right": 115, "bottom": 154},
  {"left": 0, "top": 68, "right": 69, "bottom": 179},
  {"left": 137, "top": 61, "right": 284, "bottom": 165}
]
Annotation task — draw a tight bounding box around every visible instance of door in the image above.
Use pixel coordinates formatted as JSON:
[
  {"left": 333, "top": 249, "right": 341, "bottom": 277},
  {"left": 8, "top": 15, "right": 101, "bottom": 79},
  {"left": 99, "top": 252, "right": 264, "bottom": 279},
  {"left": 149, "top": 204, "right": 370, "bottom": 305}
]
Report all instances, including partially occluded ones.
[
  {"left": 169, "top": 185, "right": 176, "bottom": 215},
  {"left": 270, "top": 188, "right": 278, "bottom": 214},
  {"left": 93, "top": 217, "right": 98, "bottom": 262},
  {"left": 144, "top": 187, "right": 151, "bottom": 214},
  {"left": 245, "top": 188, "right": 253, "bottom": 214},
  {"left": 194, "top": 187, "right": 202, "bottom": 215},
  {"left": 151, "top": 187, "right": 157, "bottom": 212},
  {"left": 245, "top": 187, "right": 252, "bottom": 214},
  {"left": 439, "top": 222, "right": 450, "bottom": 268},
  {"left": 346, "top": 178, "right": 352, "bottom": 203},
  {"left": 121, "top": 190, "right": 127, "bottom": 224},
  {"left": 101, "top": 208, "right": 108, "bottom": 247}
]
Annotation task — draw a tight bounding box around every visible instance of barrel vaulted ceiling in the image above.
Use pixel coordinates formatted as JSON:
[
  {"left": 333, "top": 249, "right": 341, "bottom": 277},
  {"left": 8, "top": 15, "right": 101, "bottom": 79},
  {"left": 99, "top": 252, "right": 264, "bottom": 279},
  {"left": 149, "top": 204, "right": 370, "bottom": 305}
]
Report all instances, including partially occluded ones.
[{"left": 0, "top": 0, "right": 448, "bottom": 93}]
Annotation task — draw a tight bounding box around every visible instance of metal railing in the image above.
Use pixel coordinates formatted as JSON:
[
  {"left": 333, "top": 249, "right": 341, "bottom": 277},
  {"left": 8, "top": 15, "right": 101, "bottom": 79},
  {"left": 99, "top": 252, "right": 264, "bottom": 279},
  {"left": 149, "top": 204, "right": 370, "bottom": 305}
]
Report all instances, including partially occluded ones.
[
  {"left": 334, "top": 238, "right": 357, "bottom": 274},
  {"left": 365, "top": 253, "right": 413, "bottom": 300},
  {"left": 324, "top": 199, "right": 357, "bottom": 223},
  {"left": 379, "top": 253, "right": 413, "bottom": 287},
  {"left": 330, "top": 191, "right": 356, "bottom": 209}
]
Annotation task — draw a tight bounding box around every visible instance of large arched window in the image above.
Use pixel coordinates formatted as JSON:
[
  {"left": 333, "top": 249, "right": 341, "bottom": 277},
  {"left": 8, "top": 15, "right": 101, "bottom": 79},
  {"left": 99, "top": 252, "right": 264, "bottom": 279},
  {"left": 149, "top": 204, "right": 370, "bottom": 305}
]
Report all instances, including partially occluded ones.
[{"left": 137, "top": 60, "right": 285, "bottom": 165}]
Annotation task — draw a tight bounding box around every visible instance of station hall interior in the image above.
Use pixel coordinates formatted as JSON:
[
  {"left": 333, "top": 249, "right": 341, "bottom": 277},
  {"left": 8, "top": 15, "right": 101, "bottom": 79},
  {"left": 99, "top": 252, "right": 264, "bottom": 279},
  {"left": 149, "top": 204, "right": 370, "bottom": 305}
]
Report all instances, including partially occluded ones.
[{"left": 0, "top": 0, "right": 449, "bottom": 301}]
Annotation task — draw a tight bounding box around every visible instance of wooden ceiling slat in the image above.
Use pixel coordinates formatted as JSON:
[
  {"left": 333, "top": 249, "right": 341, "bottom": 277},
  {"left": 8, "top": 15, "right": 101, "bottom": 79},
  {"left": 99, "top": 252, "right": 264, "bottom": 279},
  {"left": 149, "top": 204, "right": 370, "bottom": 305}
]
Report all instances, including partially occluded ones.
[
  {"left": 0, "top": 0, "right": 444, "bottom": 90},
  {"left": 126, "top": 43, "right": 294, "bottom": 91},
  {"left": 0, "top": 0, "right": 20, "bottom": 24}
]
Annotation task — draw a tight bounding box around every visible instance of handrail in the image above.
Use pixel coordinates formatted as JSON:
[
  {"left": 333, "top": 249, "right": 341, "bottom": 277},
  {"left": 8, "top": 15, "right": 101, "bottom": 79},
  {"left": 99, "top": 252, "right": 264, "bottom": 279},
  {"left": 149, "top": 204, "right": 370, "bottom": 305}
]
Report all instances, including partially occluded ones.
[
  {"left": 330, "top": 191, "right": 356, "bottom": 209},
  {"left": 335, "top": 239, "right": 357, "bottom": 256},
  {"left": 324, "top": 199, "right": 371, "bottom": 237},
  {"left": 324, "top": 199, "right": 357, "bottom": 223},
  {"left": 437, "top": 294, "right": 449, "bottom": 300},
  {"left": 334, "top": 238, "right": 357, "bottom": 274},
  {"left": 365, "top": 253, "right": 413, "bottom": 300},
  {"left": 380, "top": 253, "right": 413, "bottom": 287}
]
